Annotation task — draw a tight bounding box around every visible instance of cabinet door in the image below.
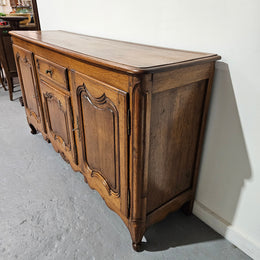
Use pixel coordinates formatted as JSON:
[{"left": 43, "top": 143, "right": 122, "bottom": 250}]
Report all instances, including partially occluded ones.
[
  {"left": 40, "top": 80, "right": 77, "bottom": 166},
  {"left": 13, "top": 45, "right": 45, "bottom": 134},
  {"left": 71, "top": 70, "right": 128, "bottom": 216}
]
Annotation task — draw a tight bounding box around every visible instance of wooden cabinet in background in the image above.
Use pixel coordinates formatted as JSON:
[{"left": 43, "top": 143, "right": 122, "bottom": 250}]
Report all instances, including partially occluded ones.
[
  {"left": 10, "top": 30, "right": 220, "bottom": 251},
  {"left": 0, "top": 0, "right": 41, "bottom": 101}
]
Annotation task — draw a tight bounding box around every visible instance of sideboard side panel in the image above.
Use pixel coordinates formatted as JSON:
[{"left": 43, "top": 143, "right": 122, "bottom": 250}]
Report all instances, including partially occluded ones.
[{"left": 146, "top": 63, "right": 213, "bottom": 214}]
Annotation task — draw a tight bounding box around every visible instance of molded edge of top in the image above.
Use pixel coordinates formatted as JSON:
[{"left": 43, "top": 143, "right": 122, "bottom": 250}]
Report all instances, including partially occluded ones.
[{"left": 10, "top": 30, "right": 221, "bottom": 75}]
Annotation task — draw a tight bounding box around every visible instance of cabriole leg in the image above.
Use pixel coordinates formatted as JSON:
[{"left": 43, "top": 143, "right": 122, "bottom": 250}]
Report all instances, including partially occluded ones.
[
  {"left": 29, "top": 123, "right": 38, "bottom": 135},
  {"left": 132, "top": 241, "right": 143, "bottom": 252},
  {"left": 6, "top": 75, "right": 13, "bottom": 101},
  {"left": 19, "top": 96, "right": 24, "bottom": 106},
  {"left": 182, "top": 200, "right": 194, "bottom": 216},
  {"left": 129, "top": 221, "right": 145, "bottom": 252}
]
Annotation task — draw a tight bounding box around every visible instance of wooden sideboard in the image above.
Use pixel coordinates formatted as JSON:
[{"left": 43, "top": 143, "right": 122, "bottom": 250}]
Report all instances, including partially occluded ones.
[{"left": 10, "top": 30, "right": 220, "bottom": 251}]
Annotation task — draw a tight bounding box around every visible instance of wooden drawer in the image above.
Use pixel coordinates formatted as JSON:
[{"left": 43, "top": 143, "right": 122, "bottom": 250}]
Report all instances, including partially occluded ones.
[{"left": 35, "top": 55, "right": 69, "bottom": 90}]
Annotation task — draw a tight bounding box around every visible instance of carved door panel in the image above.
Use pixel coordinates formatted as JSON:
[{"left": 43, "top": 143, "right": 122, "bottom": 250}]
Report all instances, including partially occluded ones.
[
  {"left": 71, "top": 70, "right": 128, "bottom": 216},
  {"left": 40, "top": 80, "right": 77, "bottom": 166},
  {"left": 13, "top": 45, "right": 45, "bottom": 133}
]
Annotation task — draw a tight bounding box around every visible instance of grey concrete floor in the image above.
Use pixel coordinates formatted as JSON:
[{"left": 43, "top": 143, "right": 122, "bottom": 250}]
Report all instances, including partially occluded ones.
[{"left": 0, "top": 88, "right": 251, "bottom": 260}]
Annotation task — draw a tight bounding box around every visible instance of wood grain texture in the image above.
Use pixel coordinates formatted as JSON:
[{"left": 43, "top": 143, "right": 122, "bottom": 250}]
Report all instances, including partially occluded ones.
[
  {"left": 146, "top": 189, "right": 193, "bottom": 228},
  {"left": 10, "top": 30, "right": 220, "bottom": 74},
  {"left": 147, "top": 80, "right": 207, "bottom": 214},
  {"left": 12, "top": 36, "right": 130, "bottom": 92},
  {"left": 11, "top": 31, "right": 220, "bottom": 251},
  {"left": 36, "top": 55, "right": 69, "bottom": 91},
  {"left": 71, "top": 70, "right": 129, "bottom": 216},
  {"left": 152, "top": 63, "right": 211, "bottom": 93},
  {"left": 40, "top": 80, "right": 77, "bottom": 167}
]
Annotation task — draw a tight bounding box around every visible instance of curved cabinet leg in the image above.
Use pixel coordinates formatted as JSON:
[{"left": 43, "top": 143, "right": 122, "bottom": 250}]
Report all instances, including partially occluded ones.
[
  {"left": 132, "top": 241, "right": 143, "bottom": 252},
  {"left": 182, "top": 200, "right": 194, "bottom": 216},
  {"left": 129, "top": 220, "right": 145, "bottom": 252},
  {"left": 19, "top": 96, "right": 24, "bottom": 106},
  {"left": 0, "top": 67, "right": 7, "bottom": 91},
  {"left": 6, "top": 75, "right": 13, "bottom": 101},
  {"left": 29, "top": 123, "right": 38, "bottom": 135},
  {"left": 43, "top": 136, "right": 50, "bottom": 143}
]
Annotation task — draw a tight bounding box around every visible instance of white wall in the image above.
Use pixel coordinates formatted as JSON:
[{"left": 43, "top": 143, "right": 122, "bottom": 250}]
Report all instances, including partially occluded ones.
[
  {"left": 0, "top": 0, "right": 12, "bottom": 13},
  {"left": 37, "top": 0, "right": 260, "bottom": 258}
]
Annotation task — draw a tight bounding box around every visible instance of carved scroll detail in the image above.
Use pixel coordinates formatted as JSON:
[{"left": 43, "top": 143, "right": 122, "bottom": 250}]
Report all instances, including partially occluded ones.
[
  {"left": 90, "top": 169, "right": 120, "bottom": 198},
  {"left": 15, "top": 51, "right": 40, "bottom": 122},
  {"left": 60, "top": 151, "right": 70, "bottom": 164},
  {"left": 44, "top": 92, "right": 53, "bottom": 100},
  {"left": 77, "top": 83, "right": 120, "bottom": 197},
  {"left": 43, "top": 92, "right": 71, "bottom": 150}
]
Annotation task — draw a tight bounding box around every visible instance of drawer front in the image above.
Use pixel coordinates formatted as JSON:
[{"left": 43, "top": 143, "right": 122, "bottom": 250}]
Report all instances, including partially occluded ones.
[{"left": 35, "top": 55, "right": 69, "bottom": 90}]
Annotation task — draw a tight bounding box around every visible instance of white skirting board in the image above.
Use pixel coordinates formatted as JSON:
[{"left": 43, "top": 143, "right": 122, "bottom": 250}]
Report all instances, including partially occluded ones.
[{"left": 193, "top": 201, "right": 260, "bottom": 260}]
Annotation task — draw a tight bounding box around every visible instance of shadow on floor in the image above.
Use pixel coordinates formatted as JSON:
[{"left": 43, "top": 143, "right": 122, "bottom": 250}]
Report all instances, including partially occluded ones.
[{"left": 142, "top": 210, "right": 222, "bottom": 252}]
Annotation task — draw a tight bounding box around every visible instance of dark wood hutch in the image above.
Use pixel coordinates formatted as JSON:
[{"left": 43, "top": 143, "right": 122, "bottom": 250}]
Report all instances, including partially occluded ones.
[{"left": 0, "top": 0, "right": 40, "bottom": 101}]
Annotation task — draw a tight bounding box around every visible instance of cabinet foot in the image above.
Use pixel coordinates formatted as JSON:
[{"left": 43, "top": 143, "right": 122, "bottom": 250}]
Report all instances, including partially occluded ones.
[
  {"left": 182, "top": 200, "right": 194, "bottom": 216},
  {"left": 29, "top": 124, "right": 38, "bottom": 135},
  {"left": 6, "top": 75, "right": 13, "bottom": 101},
  {"left": 44, "top": 136, "right": 50, "bottom": 143},
  {"left": 132, "top": 242, "right": 143, "bottom": 252},
  {"left": 19, "top": 96, "right": 24, "bottom": 106},
  {"left": 129, "top": 220, "right": 145, "bottom": 252}
]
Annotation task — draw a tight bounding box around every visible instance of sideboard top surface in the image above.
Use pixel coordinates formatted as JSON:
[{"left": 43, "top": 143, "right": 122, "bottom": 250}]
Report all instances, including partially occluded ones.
[{"left": 10, "top": 30, "right": 220, "bottom": 74}]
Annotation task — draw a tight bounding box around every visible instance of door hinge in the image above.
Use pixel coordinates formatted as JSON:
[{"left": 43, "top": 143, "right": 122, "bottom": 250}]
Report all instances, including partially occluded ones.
[
  {"left": 76, "top": 116, "right": 81, "bottom": 141},
  {"left": 127, "top": 109, "right": 131, "bottom": 136},
  {"left": 72, "top": 116, "right": 81, "bottom": 141},
  {"left": 127, "top": 189, "right": 130, "bottom": 213}
]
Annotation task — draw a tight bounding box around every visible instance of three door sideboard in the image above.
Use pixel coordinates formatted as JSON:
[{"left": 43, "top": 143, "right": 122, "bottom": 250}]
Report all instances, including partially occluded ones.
[{"left": 10, "top": 30, "right": 220, "bottom": 251}]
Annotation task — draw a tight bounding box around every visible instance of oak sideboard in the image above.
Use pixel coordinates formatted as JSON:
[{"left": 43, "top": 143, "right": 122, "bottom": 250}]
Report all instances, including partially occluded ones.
[{"left": 10, "top": 30, "right": 220, "bottom": 251}]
